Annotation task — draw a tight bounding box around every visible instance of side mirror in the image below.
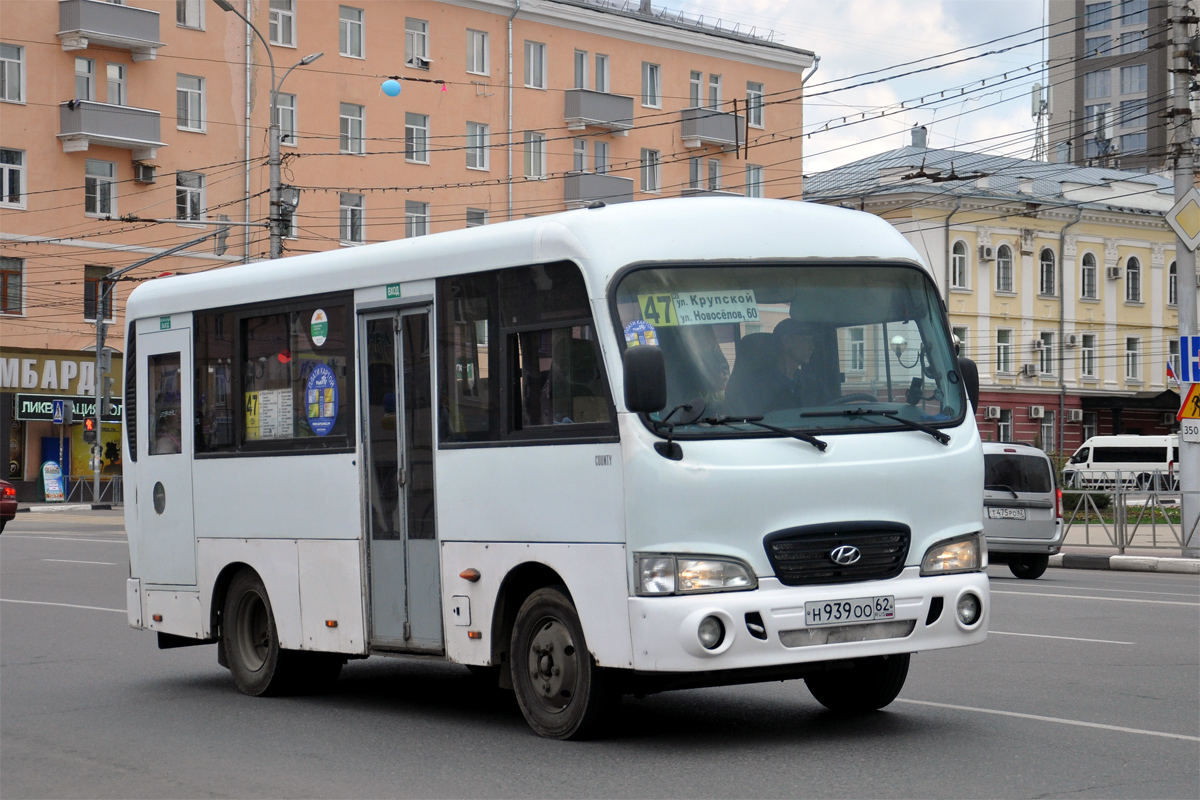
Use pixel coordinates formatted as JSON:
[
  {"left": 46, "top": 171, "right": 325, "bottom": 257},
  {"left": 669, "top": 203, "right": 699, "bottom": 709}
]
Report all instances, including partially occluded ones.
[
  {"left": 623, "top": 346, "right": 666, "bottom": 414},
  {"left": 957, "top": 356, "right": 980, "bottom": 413}
]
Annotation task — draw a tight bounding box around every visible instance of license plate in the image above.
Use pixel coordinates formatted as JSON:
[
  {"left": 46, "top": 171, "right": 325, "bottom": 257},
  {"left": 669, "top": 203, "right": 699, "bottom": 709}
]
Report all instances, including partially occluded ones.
[
  {"left": 805, "top": 596, "right": 895, "bottom": 627},
  {"left": 988, "top": 507, "right": 1027, "bottom": 520}
]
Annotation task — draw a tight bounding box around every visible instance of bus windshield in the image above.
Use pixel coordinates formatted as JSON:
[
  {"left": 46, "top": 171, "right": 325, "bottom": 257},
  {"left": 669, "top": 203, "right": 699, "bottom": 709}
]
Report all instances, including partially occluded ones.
[{"left": 612, "top": 263, "right": 966, "bottom": 436}]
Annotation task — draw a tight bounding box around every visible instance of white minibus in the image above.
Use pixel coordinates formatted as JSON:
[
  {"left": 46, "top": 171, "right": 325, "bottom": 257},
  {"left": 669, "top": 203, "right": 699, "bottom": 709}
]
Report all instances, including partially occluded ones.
[
  {"left": 123, "top": 198, "right": 989, "bottom": 739},
  {"left": 1063, "top": 435, "right": 1179, "bottom": 490}
]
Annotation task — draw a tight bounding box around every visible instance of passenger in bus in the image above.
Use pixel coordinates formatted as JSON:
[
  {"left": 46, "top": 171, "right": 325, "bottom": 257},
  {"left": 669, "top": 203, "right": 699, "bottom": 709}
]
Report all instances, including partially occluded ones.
[
  {"left": 774, "top": 318, "right": 835, "bottom": 406},
  {"left": 724, "top": 333, "right": 793, "bottom": 417},
  {"left": 153, "top": 406, "right": 182, "bottom": 455}
]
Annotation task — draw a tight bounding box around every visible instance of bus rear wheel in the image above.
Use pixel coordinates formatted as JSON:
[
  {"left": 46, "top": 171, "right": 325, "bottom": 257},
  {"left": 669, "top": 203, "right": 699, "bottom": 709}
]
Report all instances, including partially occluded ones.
[
  {"left": 805, "top": 653, "right": 909, "bottom": 713},
  {"left": 510, "top": 586, "right": 612, "bottom": 739},
  {"left": 1008, "top": 554, "right": 1049, "bottom": 580},
  {"left": 223, "top": 569, "right": 298, "bottom": 697}
]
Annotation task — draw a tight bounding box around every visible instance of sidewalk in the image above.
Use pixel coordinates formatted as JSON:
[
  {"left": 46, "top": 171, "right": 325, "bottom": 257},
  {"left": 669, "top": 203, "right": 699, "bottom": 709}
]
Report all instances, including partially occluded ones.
[{"left": 1050, "top": 549, "right": 1200, "bottom": 574}]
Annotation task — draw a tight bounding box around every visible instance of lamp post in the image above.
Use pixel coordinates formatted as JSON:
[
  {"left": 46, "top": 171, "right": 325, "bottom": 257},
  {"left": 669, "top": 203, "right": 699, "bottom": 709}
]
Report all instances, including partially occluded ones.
[{"left": 212, "top": 0, "right": 321, "bottom": 259}]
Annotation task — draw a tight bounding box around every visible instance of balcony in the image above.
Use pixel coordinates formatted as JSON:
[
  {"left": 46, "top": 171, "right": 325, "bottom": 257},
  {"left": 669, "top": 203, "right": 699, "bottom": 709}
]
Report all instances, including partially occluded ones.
[
  {"left": 680, "top": 107, "right": 746, "bottom": 149},
  {"left": 563, "top": 89, "right": 634, "bottom": 134},
  {"left": 59, "top": 100, "right": 165, "bottom": 160},
  {"left": 564, "top": 172, "right": 634, "bottom": 208},
  {"left": 58, "top": 0, "right": 163, "bottom": 62}
]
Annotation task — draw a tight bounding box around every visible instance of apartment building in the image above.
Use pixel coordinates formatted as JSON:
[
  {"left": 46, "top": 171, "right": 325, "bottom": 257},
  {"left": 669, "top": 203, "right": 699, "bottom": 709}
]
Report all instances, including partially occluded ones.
[
  {"left": 805, "top": 127, "right": 1184, "bottom": 454},
  {"left": 0, "top": 0, "right": 813, "bottom": 494},
  {"left": 1046, "top": 0, "right": 1170, "bottom": 171}
]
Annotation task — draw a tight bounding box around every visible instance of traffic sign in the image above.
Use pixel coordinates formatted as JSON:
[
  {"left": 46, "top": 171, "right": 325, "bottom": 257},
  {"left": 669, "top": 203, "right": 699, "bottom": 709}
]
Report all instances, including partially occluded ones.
[
  {"left": 52, "top": 399, "right": 64, "bottom": 425},
  {"left": 1166, "top": 187, "right": 1200, "bottom": 251},
  {"left": 1178, "top": 383, "right": 1200, "bottom": 421}
]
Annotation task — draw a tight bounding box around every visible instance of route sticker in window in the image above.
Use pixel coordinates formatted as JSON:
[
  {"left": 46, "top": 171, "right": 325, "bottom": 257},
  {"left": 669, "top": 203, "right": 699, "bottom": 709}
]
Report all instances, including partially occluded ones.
[
  {"left": 306, "top": 363, "right": 338, "bottom": 436},
  {"left": 245, "top": 388, "right": 294, "bottom": 440},
  {"left": 637, "top": 294, "right": 678, "bottom": 327},
  {"left": 638, "top": 290, "right": 758, "bottom": 327},
  {"left": 624, "top": 319, "right": 658, "bottom": 347},
  {"left": 310, "top": 309, "right": 329, "bottom": 347}
]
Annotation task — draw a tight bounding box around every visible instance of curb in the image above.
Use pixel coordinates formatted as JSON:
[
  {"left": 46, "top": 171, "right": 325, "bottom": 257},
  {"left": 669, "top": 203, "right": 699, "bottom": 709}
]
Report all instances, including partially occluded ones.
[
  {"left": 16, "top": 504, "right": 93, "bottom": 513},
  {"left": 1050, "top": 553, "right": 1200, "bottom": 574}
]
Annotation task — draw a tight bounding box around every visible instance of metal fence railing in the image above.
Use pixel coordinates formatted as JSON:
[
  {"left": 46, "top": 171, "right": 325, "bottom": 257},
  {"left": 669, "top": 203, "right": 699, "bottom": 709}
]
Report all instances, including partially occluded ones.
[
  {"left": 63, "top": 475, "right": 123, "bottom": 505},
  {"left": 1062, "top": 470, "right": 1187, "bottom": 552}
]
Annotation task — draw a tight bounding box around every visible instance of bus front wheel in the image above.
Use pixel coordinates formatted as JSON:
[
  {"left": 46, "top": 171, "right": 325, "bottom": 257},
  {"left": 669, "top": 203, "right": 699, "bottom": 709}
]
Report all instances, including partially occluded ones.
[
  {"left": 223, "top": 569, "right": 297, "bottom": 697},
  {"left": 510, "top": 586, "right": 612, "bottom": 739},
  {"left": 805, "top": 653, "right": 909, "bottom": 713}
]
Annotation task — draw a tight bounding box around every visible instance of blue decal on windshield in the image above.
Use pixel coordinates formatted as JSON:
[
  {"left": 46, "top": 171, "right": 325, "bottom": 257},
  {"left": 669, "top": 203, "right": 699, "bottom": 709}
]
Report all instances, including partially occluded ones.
[{"left": 306, "top": 363, "right": 338, "bottom": 436}]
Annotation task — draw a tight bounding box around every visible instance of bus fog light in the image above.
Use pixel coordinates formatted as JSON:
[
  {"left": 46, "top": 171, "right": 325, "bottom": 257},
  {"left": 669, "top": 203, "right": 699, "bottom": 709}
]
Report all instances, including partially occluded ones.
[
  {"left": 956, "top": 594, "right": 981, "bottom": 626},
  {"left": 697, "top": 616, "right": 725, "bottom": 650}
]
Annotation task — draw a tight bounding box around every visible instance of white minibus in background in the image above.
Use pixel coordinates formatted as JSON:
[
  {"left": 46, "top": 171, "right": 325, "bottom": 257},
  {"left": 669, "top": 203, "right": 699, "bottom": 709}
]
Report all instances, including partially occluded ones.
[
  {"left": 123, "top": 198, "right": 989, "bottom": 739},
  {"left": 1063, "top": 435, "right": 1180, "bottom": 491}
]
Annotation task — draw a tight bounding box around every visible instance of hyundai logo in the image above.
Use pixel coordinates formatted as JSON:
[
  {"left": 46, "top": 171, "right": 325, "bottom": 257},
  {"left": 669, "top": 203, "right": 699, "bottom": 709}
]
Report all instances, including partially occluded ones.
[{"left": 829, "top": 545, "right": 862, "bottom": 566}]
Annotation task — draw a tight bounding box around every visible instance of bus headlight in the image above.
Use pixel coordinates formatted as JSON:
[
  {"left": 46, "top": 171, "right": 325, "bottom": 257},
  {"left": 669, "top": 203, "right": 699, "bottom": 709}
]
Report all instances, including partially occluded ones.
[
  {"left": 920, "top": 533, "right": 985, "bottom": 576},
  {"left": 636, "top": 554, "right": 758, "bottom": 596}
]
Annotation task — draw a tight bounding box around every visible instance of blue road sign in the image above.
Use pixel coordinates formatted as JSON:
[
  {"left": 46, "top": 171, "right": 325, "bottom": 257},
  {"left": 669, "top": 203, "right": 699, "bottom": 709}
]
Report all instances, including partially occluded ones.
[
  {"left": 1181, "top": 336, "right": 1200, "bottom": 383},
  {"left": 52, "top": 399, "right": 64, "bottom": 425}
]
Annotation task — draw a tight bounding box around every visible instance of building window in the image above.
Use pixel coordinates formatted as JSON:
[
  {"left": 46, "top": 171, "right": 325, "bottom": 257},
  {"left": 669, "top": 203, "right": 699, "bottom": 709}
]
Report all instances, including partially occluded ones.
[
  {"left": 1125, "top": 256, "right": 1141, "bottom": 302},
  {"left": 849, "top": 327, "right": 865, "bottom": 371},
  {"left": 641, "top": 148, "right": 660, "bottom": 193},
  {"left": 1118, "top": 98, "right": 1147, "bottom": 128},
  {"left": 405, "top": 18, "right": 428, "bottom": 68},
  {"left": 1081, "top": 252, "right": 1098, "bottom": 299},
  {"left": 1039, "top": 248, "right": 1056, "bottom": 296},
  {"left": 573, "top": 50, "right": 587, "bottom": 90},
  {"left": 275, "top": 92, "right": 297, "bottom": 144},
  {"left": 0, "top": 43, "right": 24, "bottom": 102},
  {"left": 1, "top": 256, "right": 22, "bottom": 315},
  {"left": 1085, "top": 35, "right": 1111, "bottom": 57},
  {"left": 1169, "top": 261, "right": 1177, "bottom": 306},
  {"left": 1119, "top": 132, "right": 1146, "bottom": 154},
  {"left": 951, "top": 240, "right": 968, "bottom": 288},
  {"left": 1118, "top": 30, "right": 1147, "bottom": 53},
  {"left": 467, "top": 29, "right": 488, "bottom": 75},
  {"left": 177, "top": 74, "right": 204, "bottom": 131},
  {"left": 106, "top": 63, "right": 126, "bottom": 105},
  {"left": 466, "top": 208, "right": 487, "bottom": 228},
  {"left": 1041, "top": 410, "right": 1056, "bottom": 453},
  {"left": 84, "top": 159, "right": 116, "bottom": 216},
  {"left": 996, "top": 329, "right": 1013, "bottom": 373},
  {"left": 175, "top": 171, "right": 204, "bottom": 222},
  {"left": 0, "top": 148, "right": 24, "bottom": 208},
  {"left": 642, "top": 62, "right": 661, "bottom": 108},
  {"left": 593, "top": 141, "right": 608, "bottom": 174},
  {"left": 745, "top": 164, "right": 764, "bottom": 198},
  {"left": 1120, "top": 0, "right": 1148, "bottom": 25},
  {"left": 1119, "top": 64, "right": 1146, "bottom": 94},
  {"left": 952, "top": 326, "right": 969, "bottom": 357},
  {"left": 746, "top": 81, "right": 764, "bottom": 127},
  {"left": 689, "top": 71, "right": 702, "bottom": 107},
  {"left": 1083, "top": 411, "right": 1098, "bottom": 441},
  {"left": 405, "top": 112, "right": 429, "bottom": 164},
  {"left": 467, "top": 122, "right": 489, "bottom": 170},
  {"left": 1170, "top": 339, "right": 1181, "bottom": 382},
  {"left": 524, "top": 132, "right": 545, "bottom": 178},
  {"left": 1084, "top": 70, "right": 1110, "bottom": 100},
  {"left": 996, "top": 244, "right": 1014, "bottom": 292},
  {"left": 269, "top": 0, "right": 295, "bottom": 47},
  {"left": 1080, "top": 334, "right": 1097, "bottom": 378},
  {"left": 594, "top": 54, "right": 609, "bottom": 92},
  {"left": 340, "top": 192, "right": 363, "bottom": 244},
  {"left": 1085, "top": 2, "right": 1112, "bottom": 30},
  {"left": 84, "top": 266, "right": 113, "bottom": 322},
  {"left": 405, "top": 200, "right": 429, "bottom": 238},
  {"left": 998, "top": 409, "right": 1013, "bottom": 442},
  {"left": 1125, "top": 337, "right": 1140, "bottom": 380},
  {"left": 688, "top": 158, "right": 702, "bottom": 189},
  {"left": 75, "top": 57, "right": 95, "bottom": 101},
  {"left": 177, "top": 0, "right": 203, "bottom": 29},
  {"left": 339, "top": 7, "right": 364, "bottom": 58},
  {"left": 524, "top": 41, "right": 546, "bottom": 89},
  {"left": 1040, "top": 332, "right": 1055, "bottom": 374},
  {"left": 340, "top": 103, "right": 364, "bottom": 154},
  {"left": 707, "top": 158, "right": 721, "bottom": 191},
  {"left": 572, "top": 139, "right": 587, "bottom": 173},
  {"left": 708, "top": 74, "right": 722, "bottom": 109}
]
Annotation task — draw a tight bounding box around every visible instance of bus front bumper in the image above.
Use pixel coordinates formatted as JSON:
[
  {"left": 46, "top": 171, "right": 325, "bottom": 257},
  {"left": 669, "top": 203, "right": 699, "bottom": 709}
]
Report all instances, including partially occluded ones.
[{"left": 627, "top": 567, "right": 987, "bottom": 673}]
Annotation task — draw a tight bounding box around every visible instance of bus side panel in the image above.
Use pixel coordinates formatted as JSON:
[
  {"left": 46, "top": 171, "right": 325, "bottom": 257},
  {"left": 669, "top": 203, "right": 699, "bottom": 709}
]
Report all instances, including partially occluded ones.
[
  {"left": 192, "top": 454, "right": 360, "bottom": 540},
  {"left": 297, "top": 539, "right": 367, "bottom": 654},
  {"left": 440, "top": 542, "right": 633, "bottom": 669},
  {"left": 197, "top": 538, "right": 302, "bottom": 649}
]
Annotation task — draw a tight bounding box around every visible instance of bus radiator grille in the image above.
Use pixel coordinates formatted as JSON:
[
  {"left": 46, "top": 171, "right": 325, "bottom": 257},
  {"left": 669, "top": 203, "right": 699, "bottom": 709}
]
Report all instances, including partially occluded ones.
[{"left": 763, "top": 522, "right": 911, "bottom": 586}]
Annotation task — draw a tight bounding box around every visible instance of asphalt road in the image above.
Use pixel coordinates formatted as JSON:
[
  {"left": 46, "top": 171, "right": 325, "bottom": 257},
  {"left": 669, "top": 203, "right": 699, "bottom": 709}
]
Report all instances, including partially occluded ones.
[{"left": 2, "top": 510, "right": 1198, "bottom": 799}]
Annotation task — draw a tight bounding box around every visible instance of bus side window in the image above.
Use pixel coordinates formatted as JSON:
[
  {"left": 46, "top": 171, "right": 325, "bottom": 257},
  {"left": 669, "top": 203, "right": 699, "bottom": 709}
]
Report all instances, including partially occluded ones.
[
  {"left": 194, "top": 312, "right": 235, "bottom": 453},
  {"left": 437, "top": 273, "right": 498, "bottom": 443},
  {"left": 147, "top": 353, "right": 182, "bottom": 456},
  {"left": 125, "top": 322, "right": 137, "bottom": 462},
  {"left": 1069, "top": 448, "right": 1089, "bottom": 465}
]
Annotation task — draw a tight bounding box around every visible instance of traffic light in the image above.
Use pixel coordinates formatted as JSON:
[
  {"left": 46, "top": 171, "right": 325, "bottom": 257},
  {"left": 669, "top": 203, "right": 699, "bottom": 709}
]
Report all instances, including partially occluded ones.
[
  {"left": 83, "top": 417, "right": 97, "bottom": 444},
  {"left": 62, "top": 400, "right": 75, "bottom": 426},
  {"left": 101, "top": 376, "right": 116, "bottom": 416}
]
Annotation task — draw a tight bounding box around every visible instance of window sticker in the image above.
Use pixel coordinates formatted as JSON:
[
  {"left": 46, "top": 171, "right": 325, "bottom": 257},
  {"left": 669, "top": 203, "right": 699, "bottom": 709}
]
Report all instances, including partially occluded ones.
[
  {"left": 637, "top": 290, "right": 758, "bottom": 327},
  {"left": 244, "top": 388, "right": 294, "bottom": 440},
  {"left": 310, "top": 309, "right": 328, "bottom": 346},
  {"left": 306, "top": 363, "right": 339, "bottom": 436},
  {"left": 624, "top": 319, "right": 658, "bottom": 347}
]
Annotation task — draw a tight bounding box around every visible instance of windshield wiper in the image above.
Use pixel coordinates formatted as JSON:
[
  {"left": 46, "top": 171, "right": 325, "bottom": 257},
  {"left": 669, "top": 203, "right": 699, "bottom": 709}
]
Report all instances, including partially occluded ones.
[
  {"left": 800, "top": 408, "right": 950, "bottom": 445},
  {"left": 702, "top": 415, "right": 828, "bottom": 452},
  {"left": 985, "top": 483, "right": 1020, "bottom": 499}
]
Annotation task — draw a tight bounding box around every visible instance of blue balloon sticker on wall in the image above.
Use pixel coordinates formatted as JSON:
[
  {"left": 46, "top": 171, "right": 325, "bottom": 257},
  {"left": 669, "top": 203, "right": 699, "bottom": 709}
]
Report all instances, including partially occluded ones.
[{"left": 306, "top": 363, "right": 338, "bottom": 437}]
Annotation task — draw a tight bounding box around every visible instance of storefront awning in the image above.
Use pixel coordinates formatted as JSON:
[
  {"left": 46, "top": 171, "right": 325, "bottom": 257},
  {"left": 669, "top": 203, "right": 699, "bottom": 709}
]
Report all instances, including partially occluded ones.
[{"left": 1079, "top": 389, "right": 1180, "bottom": 411}]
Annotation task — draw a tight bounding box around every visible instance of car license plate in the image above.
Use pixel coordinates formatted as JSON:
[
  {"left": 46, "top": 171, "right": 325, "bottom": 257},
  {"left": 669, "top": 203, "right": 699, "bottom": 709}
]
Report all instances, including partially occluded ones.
[
  {"left": 988, "top": 507, "right": 1027, "bottom": 520},
  {"left": 805, "top": 596, "right": 895, "bottom": 627}
]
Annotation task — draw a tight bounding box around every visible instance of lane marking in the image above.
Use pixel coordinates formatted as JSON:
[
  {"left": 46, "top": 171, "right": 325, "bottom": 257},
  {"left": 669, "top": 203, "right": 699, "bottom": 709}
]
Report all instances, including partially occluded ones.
[
  {"left": 989, "top": 630, "right": 1134, "bottom": 645},
  {"left": 896, "top": 699, "right": 1200, "bottom": 742},
  {"left": 1049, "top": 587, "right": 1199, "bottom": 598},
  {"left": 991, "top": 589, "right": 1198, "bottom": 607},
  {"left": 41, "top": 559, "right": 120, "bottom": 566},
  {"left": 1, "top": 598, "right": 123, "bottom": 614},
  {"left": 1, "top": 535, "right": 127, "bottom": 544}
]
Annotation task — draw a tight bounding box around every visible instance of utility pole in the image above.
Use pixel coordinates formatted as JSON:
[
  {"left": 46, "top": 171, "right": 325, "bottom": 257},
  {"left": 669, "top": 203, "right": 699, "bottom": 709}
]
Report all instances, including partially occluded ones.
[{"left": 1170, "top": 0, "right": 1199, "bottom": 558}]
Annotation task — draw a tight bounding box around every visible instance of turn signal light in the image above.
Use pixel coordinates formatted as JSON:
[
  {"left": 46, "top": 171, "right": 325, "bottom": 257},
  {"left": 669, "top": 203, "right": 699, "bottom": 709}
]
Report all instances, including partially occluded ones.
[
  {"left": 325, "top": 620, "right": 338, "bottom": 628},
  {"left": 152, "top": 614, "right": 162, "bottom": 622},
  {"left": 459, "top": 568, "right": 481, "bottom": 582},
  {"left": 467, "top": 631, "right": 482, "bottom": 639}
]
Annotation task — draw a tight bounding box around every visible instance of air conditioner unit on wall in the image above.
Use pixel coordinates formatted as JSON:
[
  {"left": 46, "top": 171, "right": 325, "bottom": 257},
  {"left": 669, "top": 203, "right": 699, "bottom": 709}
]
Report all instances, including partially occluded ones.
[
  {"left": 984, "top": 406, "right": 1002, "bottom": 420},
  {"left": 1163, "top": 412, "right": 1179, "bottom": 425},
  {"left": 133, "top": 163, "right": 156, "bottom": 184},
  {"left": 1029, "top": 406, "right": 1045, "bottom": 419},
  {"left": 1033, "top": 339, "right": 1045, "bottom": 350},
  {"left": 1021, "top": 364, "right": 1039, "bottom": 377},
  {"left": 1067, "top": 409, "right": 1084, "bottom": 422},
  {"left": 1066, "top": 333, "right": 1078, "bottom": 347},
  {"left": 978, "top": 245, "right": 995, "bottom": 262},
  {"left": 1106, "top": 265, "right": 1122, "bottom": 280}
]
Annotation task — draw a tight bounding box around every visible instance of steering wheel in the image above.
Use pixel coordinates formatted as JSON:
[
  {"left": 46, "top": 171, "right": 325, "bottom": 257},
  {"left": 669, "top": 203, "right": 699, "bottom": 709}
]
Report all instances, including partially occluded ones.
[{"left": 831, "top": 392, "right": 879, "bottom": 404}]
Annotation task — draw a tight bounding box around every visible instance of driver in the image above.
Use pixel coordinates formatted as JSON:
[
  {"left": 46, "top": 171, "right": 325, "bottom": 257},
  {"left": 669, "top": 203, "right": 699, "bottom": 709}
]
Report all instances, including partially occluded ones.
[{"left": 774, "top": 318, "right": 834, "bottom": 406}]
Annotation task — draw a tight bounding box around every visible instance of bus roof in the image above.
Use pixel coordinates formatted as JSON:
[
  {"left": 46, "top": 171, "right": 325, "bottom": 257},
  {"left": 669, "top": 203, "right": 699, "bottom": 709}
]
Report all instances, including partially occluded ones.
[{"left": 126, "top": 198, "right": 927, "bottom": 320}]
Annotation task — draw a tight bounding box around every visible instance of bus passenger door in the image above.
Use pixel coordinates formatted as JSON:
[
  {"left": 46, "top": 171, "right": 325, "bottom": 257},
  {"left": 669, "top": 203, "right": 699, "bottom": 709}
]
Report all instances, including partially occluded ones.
[
  {"left": 137, "top": 325, "right": 196, "bottom": 586},
  {"left": 362, "top": 308, "right": 442, "bottom": 652}
]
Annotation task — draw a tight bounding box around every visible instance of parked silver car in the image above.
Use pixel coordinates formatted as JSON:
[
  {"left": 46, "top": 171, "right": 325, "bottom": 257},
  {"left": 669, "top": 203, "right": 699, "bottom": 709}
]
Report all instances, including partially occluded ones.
[{"left": 982, "top": 442, "right": 1063, "bottom": 579}]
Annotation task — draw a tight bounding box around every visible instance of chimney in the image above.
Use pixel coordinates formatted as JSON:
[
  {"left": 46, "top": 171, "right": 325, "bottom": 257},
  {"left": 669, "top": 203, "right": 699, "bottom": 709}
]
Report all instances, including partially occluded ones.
[{"left": 911, "top": 125, "right": 928, "bottom": 149}]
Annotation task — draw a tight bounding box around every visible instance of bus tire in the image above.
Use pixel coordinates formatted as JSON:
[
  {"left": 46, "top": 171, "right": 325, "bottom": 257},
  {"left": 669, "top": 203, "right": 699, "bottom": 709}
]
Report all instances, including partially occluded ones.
[
  {"left": 1008, "top": 554, "right": 1049, "bottom": 580},
  {"left": 805, "top": 653, "right": 909, "bottom": 713},
  {"left": 223, "top": 569, "right": 296, "bottom": 697},
  {"left": 510, "top": 586, "right": 612, "bottom": 740}
]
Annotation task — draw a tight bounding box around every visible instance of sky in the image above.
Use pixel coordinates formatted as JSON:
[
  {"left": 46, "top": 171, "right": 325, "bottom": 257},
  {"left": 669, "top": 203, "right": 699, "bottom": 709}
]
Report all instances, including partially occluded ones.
[{"left": 662, "top": 0, "right": 1048, "bottom": 175}]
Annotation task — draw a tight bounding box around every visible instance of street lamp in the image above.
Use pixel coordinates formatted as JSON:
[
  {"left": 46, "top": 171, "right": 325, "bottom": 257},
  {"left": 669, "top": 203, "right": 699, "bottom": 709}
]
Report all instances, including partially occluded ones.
[{"left": 212, "top": 0, "right": 321, "bottom": 258}]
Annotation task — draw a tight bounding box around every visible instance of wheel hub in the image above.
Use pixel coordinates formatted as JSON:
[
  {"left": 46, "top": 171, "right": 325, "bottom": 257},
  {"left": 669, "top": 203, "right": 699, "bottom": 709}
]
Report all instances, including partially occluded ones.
[{"left": 527, "top": 618, "right": 577, "bottom": 711}]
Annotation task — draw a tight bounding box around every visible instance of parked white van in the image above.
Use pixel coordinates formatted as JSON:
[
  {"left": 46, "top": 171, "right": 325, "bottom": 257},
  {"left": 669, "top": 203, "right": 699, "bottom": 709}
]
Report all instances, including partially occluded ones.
[{"left": 1062, "top": 435, "right": 1179, "bottom": 491}]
